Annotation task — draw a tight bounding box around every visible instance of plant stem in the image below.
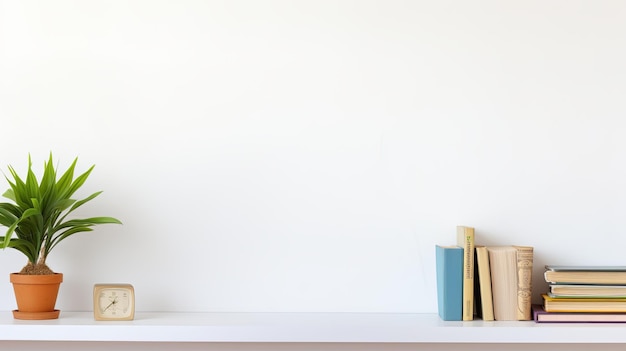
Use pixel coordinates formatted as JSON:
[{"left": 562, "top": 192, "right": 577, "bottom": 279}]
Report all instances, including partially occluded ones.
[{"left": 37, "top": 246, "right": 46, "bottom": 266}]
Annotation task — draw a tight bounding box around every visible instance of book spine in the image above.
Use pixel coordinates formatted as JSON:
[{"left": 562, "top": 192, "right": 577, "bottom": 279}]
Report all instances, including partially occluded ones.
[
  {"left": 457, "top": 226, "right": 475, "bottom": 321},
  {"left": 515, "top": 246, "right": 533, "bottom": 320},
  {"left": 435, "top": 245, "right": 463, "bottom": 321}
]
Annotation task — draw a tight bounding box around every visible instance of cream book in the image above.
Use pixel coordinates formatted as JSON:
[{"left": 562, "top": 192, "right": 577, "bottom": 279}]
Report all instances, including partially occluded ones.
[
  {"left": 549, "top": 284, "right": 626, "bottom": 298},
  {"left": 487, "top": 245, "right": 533, "bottom": 321},
  {"left": 456, "top": 226, "right": 475, "bottom": 321},
  {"left": 545, "top": 266, "right": 626, "bottom": 285}
]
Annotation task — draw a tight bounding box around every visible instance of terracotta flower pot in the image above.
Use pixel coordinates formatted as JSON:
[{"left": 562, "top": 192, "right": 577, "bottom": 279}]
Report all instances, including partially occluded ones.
[{"left": 10, "top": 273, "right": 63, "bottom": 320}]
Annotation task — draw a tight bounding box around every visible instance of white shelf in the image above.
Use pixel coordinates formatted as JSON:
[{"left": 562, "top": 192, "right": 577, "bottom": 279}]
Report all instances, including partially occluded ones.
[{"left": 2, "top": 312, "right": 626, "bottom": 343}]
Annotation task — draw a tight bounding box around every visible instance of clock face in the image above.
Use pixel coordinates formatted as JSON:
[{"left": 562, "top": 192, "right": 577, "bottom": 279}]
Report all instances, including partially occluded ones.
[{"left": 93, "top": 284, "right": 135, "bottom": 321}]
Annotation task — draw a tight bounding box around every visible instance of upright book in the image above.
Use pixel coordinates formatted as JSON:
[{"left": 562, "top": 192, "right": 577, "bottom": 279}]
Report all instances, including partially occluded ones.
[
  {"left": 544, "top": 266, "right": 626, "bottom": 285},
  {"left": 456, "top": 226, "right": 475, "bottom": 321},
  {"left": 474, "top": 245, "right": 494, "bottom": 321},
  {"left": 515, "top": 245, "right": 534, "bottom": 320},
  {"left": 435, "top": 245, "right": 463, "bottom": 321},
  {"left": 487, "top": 245, "right": 533, "bottom": 320}
]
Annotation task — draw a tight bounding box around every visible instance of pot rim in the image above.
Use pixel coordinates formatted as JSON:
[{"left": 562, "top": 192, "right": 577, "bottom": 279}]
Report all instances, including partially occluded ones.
[{"left": 10, "top": 272, "right": 63, "bottom": 284}]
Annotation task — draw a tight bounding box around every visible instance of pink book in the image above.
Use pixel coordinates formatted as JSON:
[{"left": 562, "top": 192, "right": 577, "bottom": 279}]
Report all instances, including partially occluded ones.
[{"left": 533, "top": 304, "right": 626, "bottom": 323}]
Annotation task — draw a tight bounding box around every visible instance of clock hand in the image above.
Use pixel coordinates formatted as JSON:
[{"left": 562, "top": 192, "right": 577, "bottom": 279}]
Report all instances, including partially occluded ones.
[{"left": 103, "top": 297, "right": 118, "bottom": 312}]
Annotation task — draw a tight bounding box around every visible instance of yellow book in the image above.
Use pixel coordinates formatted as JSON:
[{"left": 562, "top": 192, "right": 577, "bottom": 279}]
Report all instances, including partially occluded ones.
[
  {"left": 456, "top": 226, "right": 475, "bottom": 321},
  {"left": 475, "top": 246, "right": 494, "bottom": 321},
  {"left": 543, "top": 294, "right": 626, "bottom": 313}
]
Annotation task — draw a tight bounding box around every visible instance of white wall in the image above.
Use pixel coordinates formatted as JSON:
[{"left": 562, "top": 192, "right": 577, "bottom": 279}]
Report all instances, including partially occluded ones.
[{"left": 1, "top": 0, "right": 625, "bottom": 313}]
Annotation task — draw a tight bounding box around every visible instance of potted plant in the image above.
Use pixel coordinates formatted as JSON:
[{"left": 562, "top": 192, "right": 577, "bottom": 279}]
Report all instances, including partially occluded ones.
[{"left": 0, "top": 154, "right": 121, "bottom": 319}]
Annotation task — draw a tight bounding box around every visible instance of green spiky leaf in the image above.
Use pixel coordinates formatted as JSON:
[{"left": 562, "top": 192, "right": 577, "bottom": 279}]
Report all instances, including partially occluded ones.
[{"left": 0, "top": 153, "right": 122, "bottom": 272}]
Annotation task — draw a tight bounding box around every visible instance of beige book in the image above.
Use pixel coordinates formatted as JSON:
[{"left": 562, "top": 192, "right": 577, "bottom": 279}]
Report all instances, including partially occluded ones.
[
  {"left": 487, "top": 246, "right": 533, "bottom": 321},
  {"left": 515, "top": 246, "right": 533, "bottom": 320}
]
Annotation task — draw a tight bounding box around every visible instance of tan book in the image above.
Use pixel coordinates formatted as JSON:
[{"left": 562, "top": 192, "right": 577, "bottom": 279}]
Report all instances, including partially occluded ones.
[
  {"left": 456, "top": 226, "right": 475, "bottom": 321},
  {"left": 475, "top": 246, "right": 494, "bottom": 321},
  {"left": 487, "top": 246, "right": 533, "bottom": 321},
  {"left": 515, "top": 246, "right": 533, "bottom": 320}
]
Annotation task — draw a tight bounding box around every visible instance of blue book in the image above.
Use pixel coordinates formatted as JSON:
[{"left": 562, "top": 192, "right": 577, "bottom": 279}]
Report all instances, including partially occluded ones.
[{"left": 436, "top": 245, "right": 464, "bottom": 321}]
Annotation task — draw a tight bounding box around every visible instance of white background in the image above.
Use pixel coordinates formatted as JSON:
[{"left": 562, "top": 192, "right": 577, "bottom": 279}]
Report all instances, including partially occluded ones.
[{"left": 1, "top": 0, "right": 626, "bottom": 314}]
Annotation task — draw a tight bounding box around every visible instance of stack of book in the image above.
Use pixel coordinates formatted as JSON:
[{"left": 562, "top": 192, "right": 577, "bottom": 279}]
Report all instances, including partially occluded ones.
[
  {"left": 435, "top": 226, "right": 534, "bottom": 321},
  {"left": 534, "top": 266, "right": 626, "bottom": 323}
]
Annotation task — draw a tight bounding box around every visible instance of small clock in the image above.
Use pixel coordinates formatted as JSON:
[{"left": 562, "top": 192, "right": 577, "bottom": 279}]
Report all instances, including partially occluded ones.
[{"left": 93, "top": 283, "right": 135, "bottom": 321}]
